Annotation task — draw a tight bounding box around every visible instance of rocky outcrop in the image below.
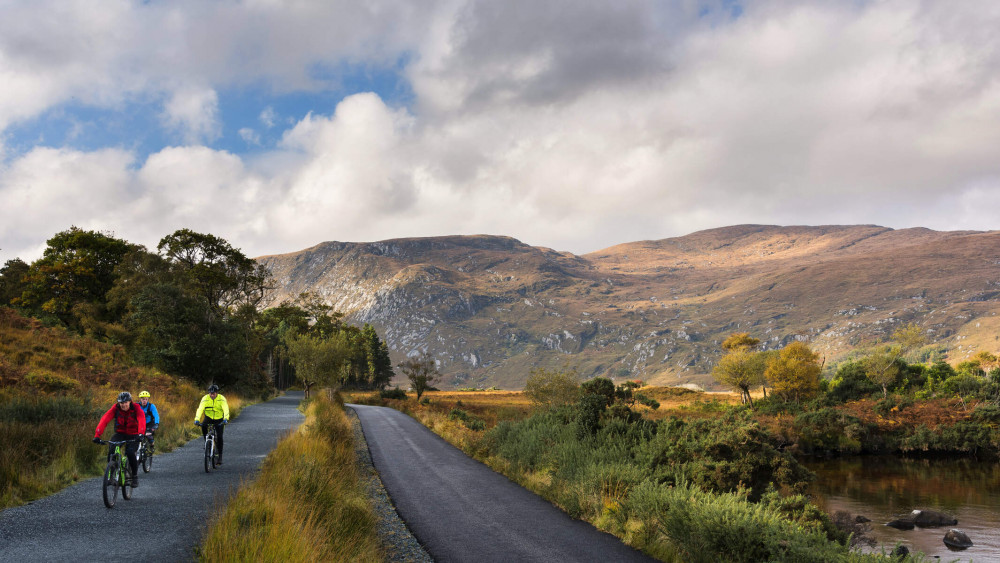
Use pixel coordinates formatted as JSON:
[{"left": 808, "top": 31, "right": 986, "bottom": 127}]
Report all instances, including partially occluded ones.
[{"left": 259, "top": 227, "right": 1000, "bottom": 389}]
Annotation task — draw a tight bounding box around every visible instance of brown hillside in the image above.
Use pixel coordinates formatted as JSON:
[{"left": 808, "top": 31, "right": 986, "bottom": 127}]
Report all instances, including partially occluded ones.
[{"left": 259, "top": 226, "right": 1000, "bottom": 390}]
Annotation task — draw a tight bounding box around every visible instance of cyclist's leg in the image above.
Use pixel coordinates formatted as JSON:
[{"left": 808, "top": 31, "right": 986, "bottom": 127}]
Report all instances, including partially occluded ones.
[
  {"left": 215, "top": 421, "right": 224, "bottom": 457},
  {"left": 116, "top": 433, "right": 140, "bottom": 483}
]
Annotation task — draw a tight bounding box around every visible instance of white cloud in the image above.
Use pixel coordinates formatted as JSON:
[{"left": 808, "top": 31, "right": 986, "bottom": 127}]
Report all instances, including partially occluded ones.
[
  {"left": 4, "top": 0, "right": 1000, "bottom": 264},
  {"left": 239, "top": 127, "right": 261, "bottom": 145},
  {"left": 0, "top": 147, "right": 136, "bottom": 258},
  {"left": 259, "top": 107, "right": 276, "bottom": 129},
  {"left": 162, "top": 88, "right": 222, "bottom": 145}
]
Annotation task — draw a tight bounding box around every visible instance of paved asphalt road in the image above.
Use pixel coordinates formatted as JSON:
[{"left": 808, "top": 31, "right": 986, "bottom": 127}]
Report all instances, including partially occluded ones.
[
  {"left": 0, "top": 391, "right": 304, "bottom": 562},
  {"left": 350, "top": 403, "right": 656, "bottom": 563}
]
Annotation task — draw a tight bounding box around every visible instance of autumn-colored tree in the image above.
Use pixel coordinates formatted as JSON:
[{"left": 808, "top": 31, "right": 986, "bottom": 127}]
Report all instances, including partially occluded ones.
[
  {"left": 722, "top": 333, "right": 760, "bottom": 351},
  {"left": 713, "top": 348, "right": 768, "bottom": 407},
  {"left": 765, "top": 342, "right": 822, "bottom": 402},
  {"left": 717, "top": 332, "right": 771, "bottom": 399},
  {"left": 972, "top": 351, "right": 999, "bottom": 375}
]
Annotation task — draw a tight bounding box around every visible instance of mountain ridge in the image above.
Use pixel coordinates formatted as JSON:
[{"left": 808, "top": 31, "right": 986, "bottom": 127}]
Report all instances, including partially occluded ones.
[{"left": 259, "top": 225, "right": 1000, "bottom": 390}]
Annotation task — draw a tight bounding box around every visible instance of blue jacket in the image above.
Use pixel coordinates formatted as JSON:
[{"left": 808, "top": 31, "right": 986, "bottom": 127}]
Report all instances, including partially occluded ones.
[{"left": 142, "top": 402, "right": 160, "bottom": 426}]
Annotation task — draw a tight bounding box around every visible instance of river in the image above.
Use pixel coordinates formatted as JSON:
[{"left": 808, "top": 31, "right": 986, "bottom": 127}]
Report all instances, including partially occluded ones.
[{"left": 804, "top": 456, "right": 1000, "bottom": 562}]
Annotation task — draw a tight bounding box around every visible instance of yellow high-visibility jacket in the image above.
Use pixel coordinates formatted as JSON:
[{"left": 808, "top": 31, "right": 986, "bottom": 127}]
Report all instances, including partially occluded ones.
[{"left": 195, "top": 394, "right": 230, "bottom": 422}]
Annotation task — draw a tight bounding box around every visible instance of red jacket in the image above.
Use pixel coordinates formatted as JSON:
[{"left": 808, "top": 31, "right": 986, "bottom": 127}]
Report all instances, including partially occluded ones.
[{"left": 95, "top": 403, "right": 147, "bottom": 437}]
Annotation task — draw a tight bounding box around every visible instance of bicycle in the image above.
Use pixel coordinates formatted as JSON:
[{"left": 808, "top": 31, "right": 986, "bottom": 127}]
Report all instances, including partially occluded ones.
[
  {"left": 137, "top": 433, "right": 154, "bottom": 473},
  {"left": 195, "top": 421, "right": 225, "bottom": 473},
  {"left": 95, "top": 438, "right": 139, "bottom": 508}
]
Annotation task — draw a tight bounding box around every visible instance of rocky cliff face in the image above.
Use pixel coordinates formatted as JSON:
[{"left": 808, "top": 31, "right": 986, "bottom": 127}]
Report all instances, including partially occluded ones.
[{"left": 258, "top": 226, "right": 1000, "bottom": 390}]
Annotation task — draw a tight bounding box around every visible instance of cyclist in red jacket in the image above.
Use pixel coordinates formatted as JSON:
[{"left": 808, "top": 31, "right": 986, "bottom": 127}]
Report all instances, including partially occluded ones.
[{"left": 93, "top": 391, "right": 146, "bottom": 486}]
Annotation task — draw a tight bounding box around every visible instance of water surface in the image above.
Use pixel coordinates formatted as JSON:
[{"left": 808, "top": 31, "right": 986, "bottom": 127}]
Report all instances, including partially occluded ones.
[{"left": 804, "top": 456, "right": 1000, "bottom": 562}]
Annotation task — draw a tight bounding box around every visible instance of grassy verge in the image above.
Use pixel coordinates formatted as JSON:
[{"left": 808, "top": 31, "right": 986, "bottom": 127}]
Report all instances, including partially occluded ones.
[
  {"left": 200, "top": 390, "right": 381, "bottom": 562},
  {"left": 0, "top": 307, "right": 250, "bottom": 508}
]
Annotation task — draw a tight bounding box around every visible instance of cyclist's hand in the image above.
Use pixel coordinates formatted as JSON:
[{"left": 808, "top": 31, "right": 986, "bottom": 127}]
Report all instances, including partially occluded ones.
[
  {"left": 145, "top": 431, "right": 153, "bottom": 437},
  {"left": 194, "top": 420, "right": 201, "bottom": 426},
  {"left": 223, "top": 419, "right": 229, "bottom": 425},
  {"left": 92, "top": 437, "right": 102, "bottom": 444}
]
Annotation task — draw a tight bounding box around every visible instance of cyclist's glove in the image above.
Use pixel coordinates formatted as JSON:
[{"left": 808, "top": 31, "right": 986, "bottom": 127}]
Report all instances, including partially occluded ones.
[
  {"left": 194, "top": 420, "right": 201, "bottom": 426},
  {"left": 223, "top": 419, "right": 229, "bottom": 425},
  {"left": 92, "top": 437, "right": 102, "bottom": 444}
]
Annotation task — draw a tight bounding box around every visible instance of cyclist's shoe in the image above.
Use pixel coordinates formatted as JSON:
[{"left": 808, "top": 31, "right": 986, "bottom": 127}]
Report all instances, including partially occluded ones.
[
  {"left": 131, "top": 473, "right": 139, "bottom": 487},
  {"left": 216, "top": 454, "right": 223, "bottom": 465}
]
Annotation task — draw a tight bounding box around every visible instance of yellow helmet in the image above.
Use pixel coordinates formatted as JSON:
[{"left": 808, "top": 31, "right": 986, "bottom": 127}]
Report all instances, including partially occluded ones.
[{"left": 138, "top": 390, "right": 151, "bottom": 398}]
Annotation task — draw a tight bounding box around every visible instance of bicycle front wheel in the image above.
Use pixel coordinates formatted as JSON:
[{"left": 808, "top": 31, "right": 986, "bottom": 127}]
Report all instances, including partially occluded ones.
[
  {"left": 102, "top": 460, "right": 119, "bottom": 508},
  {"left": 204, "top": 439, "right": 213, "bottom": 473},
  {"left": 142, "top": 446, "right": 152, "bottom": 472},
  {"left": 122, "top": 463, "right": 133, "bottom": 501}
]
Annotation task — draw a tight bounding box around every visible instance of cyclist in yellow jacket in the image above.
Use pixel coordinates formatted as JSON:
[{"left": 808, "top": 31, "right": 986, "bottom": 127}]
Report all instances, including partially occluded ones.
[{"left": 195, "top": 384, "right": 230, "bottom": 464}]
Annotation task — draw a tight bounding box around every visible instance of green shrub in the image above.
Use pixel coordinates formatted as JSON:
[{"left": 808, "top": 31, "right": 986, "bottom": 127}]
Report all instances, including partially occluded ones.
[
  {"left": 23, "top": 369, "right": 79, "bottom": 392},
  {"left": 581, "top": 378, "right": 615, "bottom": 408},
  {"left": 0, "top": 395, "right": 97, "bottom": 423},
  {"left": 792, "top": 408, "right": 875, "bottom": 455},
  {"left": 825, "top": 362, "right": 880, "bottom": 403},
  {"left": 622, "top": 481, "right": 867, "bottom": 563},
  {"left": 753, "top": 396, "right": 805, "bottom": 416},
  {"left": 379, "top": 387, "right": 407, "bottom": 400},
  {"left": 638, "top": 412, "right": 813, "bottom": 500},
  {"left": 634, "top": 393, "right": 659, "bottom": 410}
]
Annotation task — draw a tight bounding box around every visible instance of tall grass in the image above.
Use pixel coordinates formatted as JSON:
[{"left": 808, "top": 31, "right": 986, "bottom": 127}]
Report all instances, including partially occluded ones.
[
  {"left": 0, "top": 307, "right": 240, "bottom": 508},
  {"left": 200, "top": 390, "right": 381, "bottom": 562}
]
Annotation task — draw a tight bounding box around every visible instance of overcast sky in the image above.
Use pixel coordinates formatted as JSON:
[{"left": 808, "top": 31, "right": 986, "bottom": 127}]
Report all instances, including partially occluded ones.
[{"left": 2, "top": 0, "right": 999, "bottom": 263}]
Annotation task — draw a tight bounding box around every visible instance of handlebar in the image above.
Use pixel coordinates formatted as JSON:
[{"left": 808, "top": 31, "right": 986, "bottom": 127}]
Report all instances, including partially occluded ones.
[{"left": 95, "top": 438, "right": 141, "bottom": 445}]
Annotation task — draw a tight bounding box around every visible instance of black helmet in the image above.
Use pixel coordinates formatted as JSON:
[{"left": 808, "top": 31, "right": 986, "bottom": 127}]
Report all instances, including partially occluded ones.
[
  {"left": 117, "top": 391, "right": 132, "bottom": 403},
  {"left": 207, "top": 384, "right": 220, "bottom": 393}
]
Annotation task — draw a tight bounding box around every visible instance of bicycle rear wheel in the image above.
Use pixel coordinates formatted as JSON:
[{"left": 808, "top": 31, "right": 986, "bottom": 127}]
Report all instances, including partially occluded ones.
[
  {"left": 204, "top": 439, "right": 213, "bottom": 473},
  {"left": 102, "top": 460, "right": 119, "bottom": 508},
  {"left": 142, "top": 446, "right": 152, "bottom": 472}
]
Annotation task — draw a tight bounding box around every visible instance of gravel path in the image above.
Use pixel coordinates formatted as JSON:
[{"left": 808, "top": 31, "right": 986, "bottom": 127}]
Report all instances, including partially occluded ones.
[
  {"left": 350, "top": 403, "right": 656, "bottom": 563},
  {"left": 0, "top": 392, "right": 305, "bottom": 561}
]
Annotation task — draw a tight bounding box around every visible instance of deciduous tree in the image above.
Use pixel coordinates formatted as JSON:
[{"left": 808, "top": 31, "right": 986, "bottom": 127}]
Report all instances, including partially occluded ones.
[
  {"left": 713, "top": 348, "right": 768, "bottom": 407},
  {"left": 524, "top": 368, "right": 580, "bottom": 407},
  {"left": 397, "top": 353, "right": 439, "bottom": 400},
  {"left": 285, "top": 332, "right": 349, "bottom": 398},
  {"left": 765, "top": 342, "right": 822, "bottom": 402},
  {"left": 862, "top": 323, "right": 926, "bottom": 397}
]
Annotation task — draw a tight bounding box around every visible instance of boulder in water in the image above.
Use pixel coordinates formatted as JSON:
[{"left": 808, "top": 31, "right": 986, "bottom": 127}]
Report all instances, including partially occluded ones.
[
  {"left": 886, "top": 518, "right": 915, "bottom": 530},
  {"left": 911, "top": 509, "right": 958, "bottom": 528},
  {"left": 943, "top": 529, "right": 973, "bottom": 550}
]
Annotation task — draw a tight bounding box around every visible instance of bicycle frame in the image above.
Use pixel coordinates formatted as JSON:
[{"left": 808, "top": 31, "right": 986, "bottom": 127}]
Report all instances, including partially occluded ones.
[
  {"left": 200, "top": 422, "right": 223, "bottom": 473},
  {"left": 97, "top": 438, "right": 138, "bottom": 508}
]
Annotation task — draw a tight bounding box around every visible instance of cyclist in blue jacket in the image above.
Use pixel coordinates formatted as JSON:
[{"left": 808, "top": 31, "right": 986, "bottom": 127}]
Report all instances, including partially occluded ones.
[{"left": 137, "top": 390, "right": 159, "bottom": 448}]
